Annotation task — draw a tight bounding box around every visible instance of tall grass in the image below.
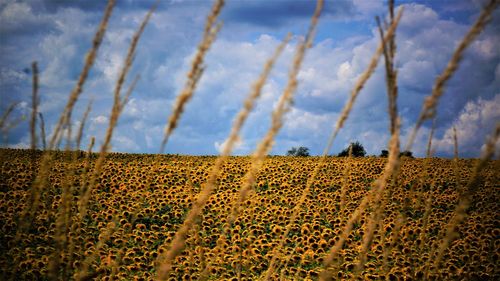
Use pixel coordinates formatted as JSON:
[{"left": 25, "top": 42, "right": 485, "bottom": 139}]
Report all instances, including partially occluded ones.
[
  {"left": 268, "top": 6, "right": 402, "bottom": 279},
  {"left": 49, "top": 0, "right": 116, "bottom": 150},
  {"left": 160, "top": 0, "right": 225, "bottom": 154},
  {"left": 30, "top": 62, "right": 39, "bottom": 151},
  {"left": 15, "top": 0, "right": 116, "bottom": 237},
  {"left": 38, "top": 112, "right": 47, "bottom": 150},
  {"left": 428, "top": 122, "right": 499, "bottom": 277},
  {"left": 78, "top": 2, "right": 155, "bottom": 221},
  {"left": 198, "top": 33, "right": 290, "bottom": 279},
  {"left": 1, "top": 0, "right": 498, "bottom": 280}
]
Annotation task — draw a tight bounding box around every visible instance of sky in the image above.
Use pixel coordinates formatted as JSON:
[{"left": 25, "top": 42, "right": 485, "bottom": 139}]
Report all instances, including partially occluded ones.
[{"left": 0, "top": 0, "right": 499, "bottom": 158}]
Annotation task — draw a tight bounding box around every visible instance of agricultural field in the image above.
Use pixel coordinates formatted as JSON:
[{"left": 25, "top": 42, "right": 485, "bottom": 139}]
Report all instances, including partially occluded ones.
[
  {"left": 1, "top": 148, "right": 498, "bottom": 280},
  {"left": 1, "top": 0, "right": 499, "bottom": 280}
]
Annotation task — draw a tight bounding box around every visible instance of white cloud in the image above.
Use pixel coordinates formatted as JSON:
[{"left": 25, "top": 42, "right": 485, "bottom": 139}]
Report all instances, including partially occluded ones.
[
  {"left": 434, "top": 94, "right": 500, "bottom": 157},
  {"left": 92, "top": 115, "right": 108, "bottom": 125},
  {"left": 399, "top": 60, "right": 437, "bottom": 90},
  {"left": 214, "top": 137, "right": 246, "bottom": 155},
  {"left": 0, "top": 2, "right": 51, "bottom": 33},
  {"left": 398, "top": 3, "right": 439, "bottom": 32},
  {"left": 284, "top": 107, "right": 334, "bottom": 138},
  {"left": 0, "top": 68, "right": 28, "bottom": 84},
  {"left": 471, "top": 34, "right": 500, "bottom": 60},
  {"left": 353, "top": 0, "right": 385, "bottom": 17},
  {"left": 113, "top": 134, "right": 140, "bottom": 152},
  {"left": 1, "top": 0, "right": 498, "bottom": 157}
]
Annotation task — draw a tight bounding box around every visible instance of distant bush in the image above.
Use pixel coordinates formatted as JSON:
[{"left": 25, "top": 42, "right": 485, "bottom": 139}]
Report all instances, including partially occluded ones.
[
  {"left": 338, "top": 141, "right": 366, "bottom": 157},
  {"left": 286, "top": 146, "right": 310, "bottom": 157},
  {"left": 400, "top": 150, "right": 414, "bottom": 158},
  {"left": 380, "top": 149, "right": 389, "bottom": 157},
  {"left": 379, "top": 149, "right": 414, "bottom": 158}
]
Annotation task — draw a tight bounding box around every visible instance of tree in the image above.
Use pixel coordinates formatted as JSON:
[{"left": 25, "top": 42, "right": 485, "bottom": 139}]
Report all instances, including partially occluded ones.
[
  {"left": 380, "top": 150, "right": 389, "bottom": 157},
  {"left": 286, "top": 146, "right": 310, "bottom": 157},
  {"left": 338, "top": 141, "right": 366, "bottom": 157},
  {"left": 379, "top": 149, "right": 414, "bottom": 158},
  {"left": 399, "top": 150, "right": 414, "bottom": 158}
]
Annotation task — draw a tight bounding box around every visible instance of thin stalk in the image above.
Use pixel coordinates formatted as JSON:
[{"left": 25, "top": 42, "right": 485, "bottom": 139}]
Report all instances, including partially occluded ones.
[
  {"left": 78, "top": 3, "right": 154, "bottom": 220},
  {"left": 428, "top": 122, "right": 500, "bottom": 277},
  {"left": 160, "top": 0, "right": 225, "bottom": 153},
  {"left": 39, "top": 112, "right": 47, "bottom": 150},
  {"left": 49, "top": 0, "right": 115, "bottom": 149},
  {"left": 30, "top": 61, "right": 39, "bottom": 150},
  {"left": 197, "top": 33, "right": 290, "bottom": 280}
]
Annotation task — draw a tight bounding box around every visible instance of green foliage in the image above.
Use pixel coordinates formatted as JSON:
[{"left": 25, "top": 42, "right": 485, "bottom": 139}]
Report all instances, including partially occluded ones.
[
  {"left": 380, "top": 149, "right": 414, "bottom": 158},
  {"left": 286, "top": 146, "right": 310, "bottom": 157},
  {"left": 338, "top": 141, "right": 366, "bottom": 157},
  {"left": 380, "top": 149, "right": 389, "bottom": 157},
  {"left": 400, "top": 150, "right": 414, "bottom": 158}
]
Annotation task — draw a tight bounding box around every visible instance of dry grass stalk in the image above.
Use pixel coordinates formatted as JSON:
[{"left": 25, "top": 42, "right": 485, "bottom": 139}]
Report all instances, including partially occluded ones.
[
  {"left": 388, "top": 0, "right": 396, "bottom": 59},
  {"left": 39, "top": 112, "right": 47, "bottom": 150},
  {"left": 355, "top": 3, "right": 402, "bottom": 274},
  {"left": 198, "top": 34, "right": 290, "bottom": 280},
  {"left": 48, "top": 100, "right": 94, "bottom": 279},
  {"left": 320, "top": 120, "right": 400, "bottom": 280},
  {"left": 82, "top": 136, "right": 95, "bottom": 183},
  {"left": 160, "top": 0, "right": 225, "bottom": 153},
  {"left": 376, "top": 7, "right": 398, "bottom": 135},
  {"left": 29, "top": 61, "right": 40, "bottom": 187},
  {"left": 452, "top": 126, "right": 463, "bottom": 192},
  {"left": 50, "top": 178, "right": 76, "bottom": 278},
  {"left": 16, "top": 0, "right": 115, "bottom": 236},
  {"left": 16, "top": 151, "right": 53, "bottom": 235},
  {"left": 418, "top": 112, "right": 473, "bottom": 262},
  {"left": 405, "top": 0, "right": 498, "bottom": 151},
  {"left": 30, "top": 61, "right": 39, "bottom": 150},
  {"left": 258, "top": 7, "right": 402, "bottom": 280},
  {"left": 155, "top": 170, "right": 221, "bottom": 279},
  {"left": 74, "top": 221, "right": 118, "bottom": 281},
  {"left": 416, "top": 167, "right": 439, "bottom": 258},
  {"left": 0, "top": 102, "right": 18, "bottom": 132},
  {"left": 120, "top": 74, "right": 140, "bottom": 112},
  {"left": 320, "top": 196, "right": 369, "bottom": 280},
  {"left": 260, "top": 0, "right": 324, "bottom": 278},
  {"left": 426, "top": 117, "right": 436, "bottom": 157},
  {"left": 329, "top": 8, "right": 403, "bottom": 146},
  {"left": 0, "top": 102, "right": 26, "bottom": 146},
  {"left": 154, "top": 3, "right": 228, "bottom": 280},
  {"left": 161, "top": 0, "right": 320, "bottom": 277},
  {"left": 340, "top": 145, "right": 353, "bottom": 210},
  {"left": 412, "top": 120, "right": 437, "bottom": 256},
  {"left": 453, "top": 126, "right": 458, "bottom": 159},
  {"left": 356, "top": 120, "right": 400, "bottom": 274},
  {"left": 156, "top": 31, "right": 289, "bottom": 281},
  {"left": 429, "top": 122, "right": 500, "bottom": 277},
  {"left": 78, "top": 5, "right": 154, "bottom": 220},
  {"left": 76, "top": 100, "right": 93, "bottom": 151},
  {"left": 220, "top": 34, "right": 289, "bottom": 161},
  {"left": 65, "top": 136, "right": 95, "bottom": 279},
  {"left": 382, "top": 214, "right": 405, "bottom": 272},
  {"left": 48, "top": 0, "right": 115, "bottom": 149}
]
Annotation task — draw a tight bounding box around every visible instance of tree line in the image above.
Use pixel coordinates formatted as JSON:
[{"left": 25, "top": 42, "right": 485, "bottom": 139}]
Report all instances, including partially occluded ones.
[{"left": 286, "top": 141, "right": 413, "bottom": 158}]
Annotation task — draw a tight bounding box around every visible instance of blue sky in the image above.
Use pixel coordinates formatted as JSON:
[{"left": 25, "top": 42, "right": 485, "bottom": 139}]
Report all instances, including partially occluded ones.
[{"left": 0, "top": 0, "right": 499, "bottom": 157}]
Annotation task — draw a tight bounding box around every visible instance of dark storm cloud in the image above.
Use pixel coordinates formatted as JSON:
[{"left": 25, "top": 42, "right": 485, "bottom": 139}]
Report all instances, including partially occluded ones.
[
  {"left": 35, "top": 0, "right": 108, "bottom": 12},
  {"left": 1, "top": 0, "right": 498, "bottom": 157},
  {"left": 222, "top": 0, "right": 355, "bottom": 27},
  {"left": 32, "top": 0, "right": 166, "bottom": 13},
  {"left": 0, "top": 1, "right": 54, "bottom": 36}
]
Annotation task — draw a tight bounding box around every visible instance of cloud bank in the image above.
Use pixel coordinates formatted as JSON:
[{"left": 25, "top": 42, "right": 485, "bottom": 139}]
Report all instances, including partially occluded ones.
[{"left": 1, "top": 0, "right": 498, "bottom": 158}]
